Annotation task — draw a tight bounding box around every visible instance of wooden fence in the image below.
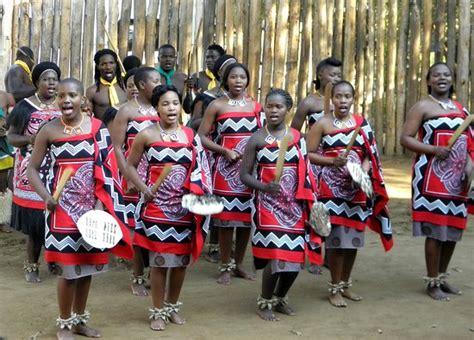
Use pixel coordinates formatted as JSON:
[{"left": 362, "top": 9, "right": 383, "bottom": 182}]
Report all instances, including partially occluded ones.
[{"left": 0, "top": 0, "right": 472, "bottom": 155}]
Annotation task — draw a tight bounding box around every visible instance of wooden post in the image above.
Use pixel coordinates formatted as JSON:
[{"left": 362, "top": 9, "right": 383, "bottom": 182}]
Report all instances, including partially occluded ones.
[
  {"left": 406, "top": 1, "right": 421, "bottom": 112},
  {"left": 374, "top": 0, "right": 386, "bottom": 149},
  {"left": 446, "top": 1, "right": 456, "bottom": 72},
  {"left": 169, "top": 0, "right": 179, "bottom": 49},
  {"left": 159, "top": 0, "right": 170, "bottom": 46},
  {"left": 317, "top": 0, "right": 328, "bottom": 58},
  {"left": 181, "top": 0, "right": 193, "bottom": 72},
  {"left": 343, "top": 0, "right": 356, "bottom": 84},
  {"left": 333, "top": 0, "right": 344, "bottom": 59},
  {"left": 18, "top": 1, "right": 30, "bottom": 49},
  {"left": 11, "top": 4, "right": 19, "bottom": 57},
  {"left": 433, "top": 0, "right": 446, "bottom": 62},
  {"left": 273, "top": 0, "right": 289, "bottom": 89},
  {"left": 326, "top": 0, "right": 334, "bottom": 55},
  {"left": 82, "top": 0, "right": 95, "bottom": 85},
  {"left": 133, "top": 0, "right": 146, "bottom": 60},
  {"left": 225, "top": 0, "right": 234, "bottom": 55},
  {"left": 455, "top": 0, "right": 469, "bottom": 105},
  {"left": 355, "top": 0, "right": 366, "bottom": 114},
  {"left": 215, "top": 0, "right": 225, "bottom": 46},
  {"left": 59, "top": 0, "right": 72, "bottom": 76},
  {"left": 247, "top": 0, "right": 262, "bottom": 98},
  {"left": 420, "top": 0, "right": 432, "bottom": 93},
  {"left": 96, "top": 0, "right": 106, "bottom": 51},
  {"left": 0, "top": 0, "right": 14, "bottom": 89},
  {"left": 30, "top": 0, "right": 42, "bottom": 61},
  {"left": 297, "top": 0, "right": 312, "bottom": 104},
  {"left": 51, "top": 0, "right": 61, "bottom": 63},
  {"left": 70, "top": 0, "right": 83, "bottom": 79},
  {"left": 240, "top": 0, "right": 249, "bottom": 65},
  {"left": 395, "top": 0, "right": 409, "bottom": 155},
  {"left": 202, "top": 0, "right": 216, "bottom": 52},
  {"left": 194, "top": 0, "right": 204, "bottom": 70},
  {"left": 364, "top": 0, "right": 375, "bottom": 120},
  {"left": 108, "top": 0, "right": 119, "bottom": 52},
  {"left": 178, "top": 0, "right": 187, "bottom": 68},
  {"left": 145, "top": 0, "right": 159, "bottom": 66},
  {"left": 40, "top": 0, "right": 55, "bottom": 62},
  {"left": 286, "top": 0, "right": 301, "bottom": 101},
  {"left": 118, "top": 0, "right": 132, "bottom": 60},
  {"left": 234, "top": 0, "right": 244, "bottom": 62},
  {"left": 385, "top": 0, "right": 397, "bottom": 156},
  {"left": 311, "top": 0, "right": 320, "bottom": 64},
  {"left": 261, "top": 0, "right": 276, "bottom": 98}
]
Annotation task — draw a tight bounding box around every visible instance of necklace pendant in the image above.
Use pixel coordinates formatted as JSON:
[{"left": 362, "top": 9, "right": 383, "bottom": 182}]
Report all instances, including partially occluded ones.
[
  {"left": 169, "top": 133, "right": 179, "bottom": 142},
  {"left": 63, "top": 126, "right": 73, "bottom": 135},
  {"left": 265, "top": 134, "right": 276, "bottom": 145}
]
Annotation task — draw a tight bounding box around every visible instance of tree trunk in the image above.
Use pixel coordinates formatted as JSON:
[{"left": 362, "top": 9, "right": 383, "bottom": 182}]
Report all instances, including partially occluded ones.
[
  {"left": 297, "top": 0, "right": 312, "bottom": 104},
  {"left": 272, "top": 0, "right": 289, "bottom": 89},
  {"left": 355, "top": 0, "right": 366, "bottom": 114},
  {"left": 433, "top": 0, "right": 446, "bottom": 62},
  {"left": 446, "top": 0, "right": 456, "bottom": 72},
  {"left": 406, "top": 1, "right": 421, "bottom": 111},
  {"left": 385, "top": 0, "right": 397, "bottom": 156},
  {"left": 420, "top": 0, "right": 432, "bottom": 93},
  {"left": 364, "top": 0, "right": 375, "bottom": 120},
  {"left": 333, "top": 0, "right": 344, "bottom": 59},
  {"left": 374, "top": 0, "right": 386, "bottom": 149},
  {"left": 215, "top": 0, "right": 225, "bottom": 47},
  {"left": 455, "top": 0, "right": 469, "bottom": 104}
]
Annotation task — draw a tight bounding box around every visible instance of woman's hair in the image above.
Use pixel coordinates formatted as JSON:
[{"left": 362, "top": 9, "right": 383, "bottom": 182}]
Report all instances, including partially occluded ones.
[
  {"left": 222, "top": 63, "right": 250, "bottom": 91},
  {"left": 314, "top": 57, "right": 343, "bottom": 90},
  {"left": 211, "top": 54, "right": 237, "bottom": 81},
  {"left": 124, "top": 68, "right": 139, "bottom": 87},
  {"left": 426, "top": 62, "right": 454, "bottom": 98},
  {"left": 151, "top": 84, "right": 182, "bottom": 108},
  {"left": 265, "top": 88, "right": 293, "bottom": 109},
  {"left": 31, "top": 62, "right": 61, "bottom": 88},
  {"left": 123, "top": 55, "right": 142, "bottom": 72},
  {"left": 331, "top": 80, "right": 355, "bottom": 97}
]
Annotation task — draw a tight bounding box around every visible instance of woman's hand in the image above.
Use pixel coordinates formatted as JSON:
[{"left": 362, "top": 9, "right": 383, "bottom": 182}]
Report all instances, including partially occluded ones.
[
  {"left": 332, "top": 154, "right": 348, "bottom": 168},
  {"left": 432, "top": 146, "right": 451, "bottom": 160},
  {"left": 223, "top": 148, "right": 241, "bottom": 162},
  {"left": 142, "top": 187, "right": 155, "bottom": 204},
  {"left": 262, "top": 182, "right": 281, "bottom": 194},
  {"left": 45, "top": 196, "right": 57, "bottom": 211}
]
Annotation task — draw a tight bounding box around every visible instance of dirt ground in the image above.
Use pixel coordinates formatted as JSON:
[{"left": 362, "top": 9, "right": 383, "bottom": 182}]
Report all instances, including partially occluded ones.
[{"left": 0, "top": 156, "right": 473, "bottom": 339}]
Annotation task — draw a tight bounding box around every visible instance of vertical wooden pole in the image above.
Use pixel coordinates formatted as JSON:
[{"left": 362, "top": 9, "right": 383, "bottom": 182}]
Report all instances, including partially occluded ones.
[
  {"left": 395, "top": 0, "right": 409, "bottom": 155},
  {"left": 261, "top": 0, "right": 276, "bottom": 97},
  {"left": 145, "top": 0, "right": 159, "bottom": 66},
  {"left": 96, "top": 0, "right": 106, "bottom": 51},
  {"left": 355, "top": 0, "right": 366, "bottom": 114},
  {"left": 40, "top": 0, "right": 55, "bottom": 62},
  {"left": 385, "top": 0, "right": 397, "bottom": 156},
  {"left": 247, "top": 0, "right": 261, "bottom": 97},
  {"left": 374, "top": 0, "right": 385, "bottom": 150},
  {"left": 169, "top": 0, "right": 179, "bottom": 49},
  {"left": 51, "top": 0, "right": 61, "bottom": 63},
  {"left": 420, "top": 0, "right": 432, "bottom": 93},
  {"left": 406, "top": 1, "right": 421, "bottom": 112},
  {"left": 455, "top": 0, "right": 469, "bottom": 104},
  {"left": 82, "top": 0, "right": 95, "bottom": 85},
  {"left": 133, "top": 0, "right": 146, "bottom": 59},
  {"left": 234, "top": 0, "right": 244, "bottom": 62},
  {"left": 446, "top": 0, "right": 456, "bottom": 72},
  {"left": 0, "top": 0, "right": 15, "bottom": 88},
  {"left": 240, "top": 0, "right": 250, "bottom": 65},
  {"left": 194, "top": 0, "right": 204, "bottom": 70},
  {"left": 182, "top": 0, "right": 193, "bottom": 72},
  {"left": 178, "top": 0, "right": 187, "bottom": 68},
  {"left": 311, "top": 0, "right": 320, "bottom": 64},
  {"left": 272, "top": 0, "right": 289, "bottom": 89},
  {"left": 297, "top": 0, "right": 312, "bottom": 104},
  {"left": 159, "top": 0, "right": 170, "bottom": 46},
  {"left": 30, "top": 0, "right": 42, "bottom": 61},
  {"left": 433, "top": 0, "right": 446, "bottom": 62},
  {"left": 202, "top": 0, "right": 216, "bottom": 52},
  {"left": 215, "top": 0, "right": 225, "bottom": 46},
  {"left": 11, "top": 4, "right": 19, "bottom": 57},
  {"left": 364, "top": 0, "right": 375, "bottom": 120},
  {"left": 326, "top": 0, "right": 334, "bottom": 55},
  {"left": 18, "top": 1, "right": 30, "bottom": 49},
  {"left": 118, "top": 0, "right": 132, "bottom": 60},
  {"left": 333, "top": 0, "right": 344, "bottom": 59},
  {"left": 225, "top": 0, "right": 234, "bottom": 55},
  {"left": 108, "top": 0, "right": 119, "bottom": 52},
  {"left": 59, "top": 0, "right": 72, "bottom": 76},
  {"left": 70, "top": 0, "right": 83, "bottom": 79},
  {"left": 287, "top": 0, "right": 301, "bottom": 101},
  {"left": 318, "top": 0, "right": 328, "bottom": 58},
  {"left": 343, "top": 0, "right": 356, "bottom": 83}
]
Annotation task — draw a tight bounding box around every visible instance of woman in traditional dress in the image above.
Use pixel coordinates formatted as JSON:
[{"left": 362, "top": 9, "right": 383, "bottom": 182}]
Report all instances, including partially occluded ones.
[
  {"left": 400, "top": 62, "right": 473, "bottom": 301},
  {"left": 241, "top": 88, "right": 322, "bottom": 321},
  {"left": 307, "top": 80, "right": 392, "bottom": 307},
  {"left": 126, "top": 85, "right": 211, "bottom": 331},
  {"left": 7, "top": 61, "right": 61, "bottom": 282},
  {"left": 27, "top": 78, "right": 132, "bottom": 339},
  {"left": 198, "top": 63, "right": 264, "bottom": 285}
]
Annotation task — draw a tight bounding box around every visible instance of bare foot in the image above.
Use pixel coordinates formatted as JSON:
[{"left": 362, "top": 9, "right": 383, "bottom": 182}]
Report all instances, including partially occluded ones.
[
  {"left": 217, "top": 271, "right": 232, "bottom": 285},
  {"left": 329, "top": 292, "right": 347, "bottom": 307},
  {"left": 256, "top": 308, "right": 279, "bottom": 321},
  {"left": 131, "top": 281, "right": 148, "bottom": 296},
  {"left": 440, "top": 281, "right": 462, "bottom": 295},
  {"left": 427, "top": 286, "right": 450, "bottom": 301},
  {"left": 342, "top": 288, "right": 363, "bottom": 301},
  {"left": 57, "top": 328, "right": 75, "bottom": 340},
  {"left": 169, "top": 312, "right": 186, "bottom": 325},
  {"left": 233, "top": 265, "right": 256, "bottom": 281},
  {"left": 150, "top": 318, "right": 166, "bottom": 331},
  {"left": 0, "top": 224, "right": 12, "bottom": 233},
  {"left": 72, "top": 324, "right": 101, "bottom": 338},
  {"left": 204, "top": 250, "right": 220, "bottom": 264},
  {"left": 275, "top": 303, "right": 296, "bottom": 316},
  {"left": 25, "top": 269, "right": 41, "bottom": 283},
  {"left": 308, "top": 264, "right": 322, "bottom": 275}
]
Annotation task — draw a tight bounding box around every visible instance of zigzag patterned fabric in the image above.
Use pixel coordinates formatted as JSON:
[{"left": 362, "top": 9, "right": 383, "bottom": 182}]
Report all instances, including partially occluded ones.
[
  {"left": 133, "top": 127, "right": 212, "bottom": 262},
  {"left": 318, "top": 115, "right": 393, "bottom": 251},
  {"left": 122, "top": 116, "right": 160, "bottom": 228},
  {"left": 211, "top": 102, "right": 265, "bottom": 222},
  {"left": 251, "top": 129, "right": 322, "bottom": 266},
  {"left": 44, "top": 118, "right": 133, "bottom": 264},
  {"left": 412, "top": 101, "right": 473, "bottom": 229}
]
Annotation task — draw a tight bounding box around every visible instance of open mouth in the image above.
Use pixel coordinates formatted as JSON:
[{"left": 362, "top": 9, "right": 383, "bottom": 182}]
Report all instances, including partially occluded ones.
[{"left": 61, "top": 106, "right": 74, "bottom": 115}]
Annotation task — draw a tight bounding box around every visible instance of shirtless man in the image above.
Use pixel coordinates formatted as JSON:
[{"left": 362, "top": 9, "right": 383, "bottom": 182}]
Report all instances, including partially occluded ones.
[
  {"left": 189, "top": 44, "right": 225, "bottom": 93},
  {"left": 86, "top": 49, "right": 127, "bottom": 120},
  {"left": 4, "top": 47, "right": 36, "bottom": 102},
  {"left": 290, "top": 57, "right": 342, "bottom": 133}
]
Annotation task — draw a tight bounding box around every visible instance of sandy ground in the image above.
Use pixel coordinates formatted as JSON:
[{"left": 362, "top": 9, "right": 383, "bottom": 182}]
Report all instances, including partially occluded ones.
[{"left": 0, "top": 156, "right": 473, "bottom": 339}]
